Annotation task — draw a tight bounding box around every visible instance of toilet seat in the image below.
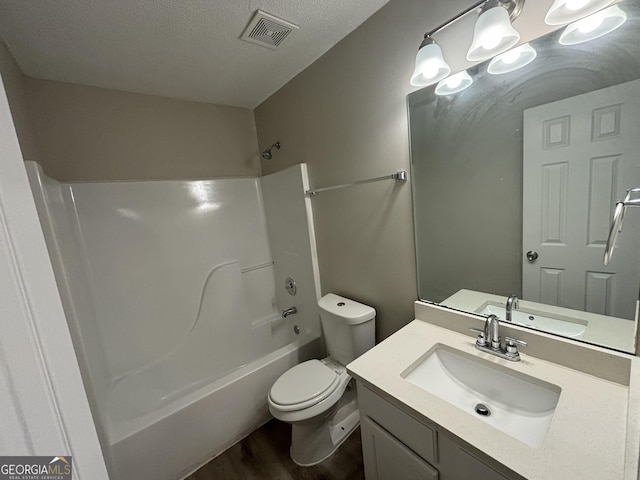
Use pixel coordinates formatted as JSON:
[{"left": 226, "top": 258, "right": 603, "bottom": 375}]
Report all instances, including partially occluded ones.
[{"left": 269, "top": 360, "right": 341, "bottom": 411}]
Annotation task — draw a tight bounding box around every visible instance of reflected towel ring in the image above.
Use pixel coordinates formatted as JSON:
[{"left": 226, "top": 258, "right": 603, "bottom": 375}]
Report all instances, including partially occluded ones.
[
  {"left": 604, "top": 188, "right": 640, "bottom": 265},
  {"left": 604, "top": 201, "right": 625, "bottom": 265}
]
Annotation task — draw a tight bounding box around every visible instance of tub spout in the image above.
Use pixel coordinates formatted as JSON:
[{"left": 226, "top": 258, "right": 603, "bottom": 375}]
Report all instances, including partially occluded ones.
[{"left": 282, "top": 306, "right": 297, "bottom": 318}]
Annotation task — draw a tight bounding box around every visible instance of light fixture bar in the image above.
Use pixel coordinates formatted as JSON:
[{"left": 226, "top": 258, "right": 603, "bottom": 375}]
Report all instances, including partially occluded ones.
[
  {"left": 423, "top": 0, "right": 486, "bottom": 38},
  {"left": 411, "top": 0, "right": 485, "bottom": 88},
  {"left": 410, "top": 0, "right": 524, "bottom": 88}
]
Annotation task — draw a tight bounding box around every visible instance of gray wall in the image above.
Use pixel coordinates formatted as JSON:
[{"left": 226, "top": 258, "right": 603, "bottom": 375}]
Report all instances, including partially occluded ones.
[
  {"left": 2, "top": 42, "right": 260, "bottom": 181},
  {"left": 410, "top": 75, "right": 523, "bottom": 303},
  {"left": 22, "top": 78, "right": 260, "bottom": 181},
  {"left": 254, "top": 0, "right": 476, "bottom": 341}
]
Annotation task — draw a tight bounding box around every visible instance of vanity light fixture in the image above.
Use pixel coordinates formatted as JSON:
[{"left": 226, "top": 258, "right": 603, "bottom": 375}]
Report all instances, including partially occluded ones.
[
  {"left": 559, "top": 4, "right": 627, "bottom": 45},
  {"left": 487, "top": 42, "right": 537, "bottom": 74},
  {"left": 466, "top": 0, "right": 524, "bottom": 62},
  {"left": 410, "top": 36, "right": 451, "bottom": 87},
  {"left": 435, "top": 70, "right": 474, "bottom": 95},
  {"left": 545, "top": 0, "right": 615, "bottom": 25},
  {"left": 409, "top": 0, "right": 524, "bottom": 87}
]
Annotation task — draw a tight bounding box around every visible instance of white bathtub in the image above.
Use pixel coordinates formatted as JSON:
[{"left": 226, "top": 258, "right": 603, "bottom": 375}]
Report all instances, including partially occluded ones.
[
  {"left": 109, "top": 329, "right": 321, "bottom": 480},
  {"left": 26, "top": 161, "right": 323, "bottom": 479}
]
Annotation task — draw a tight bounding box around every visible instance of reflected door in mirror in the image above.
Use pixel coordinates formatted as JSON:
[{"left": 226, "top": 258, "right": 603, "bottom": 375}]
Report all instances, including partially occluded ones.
[{"left": 522, "top": 79, "right": 640, "bottom": 320}]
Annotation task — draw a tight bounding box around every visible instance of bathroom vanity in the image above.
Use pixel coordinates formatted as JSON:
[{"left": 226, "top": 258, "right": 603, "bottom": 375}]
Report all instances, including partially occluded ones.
[
  {"left": 358, "top": 383, "right": 524, "bottom": 480},
  {"left": 368, "top": 2, "right": 640, "bottom": 478},
  {"left": 347, "top": 302, "right": 640, "bottom": 480}
]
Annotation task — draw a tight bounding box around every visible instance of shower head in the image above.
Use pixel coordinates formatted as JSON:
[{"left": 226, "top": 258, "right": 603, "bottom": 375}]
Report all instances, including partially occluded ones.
[{"left": 261, "top": 141, "right": 281, "bottom": 160}]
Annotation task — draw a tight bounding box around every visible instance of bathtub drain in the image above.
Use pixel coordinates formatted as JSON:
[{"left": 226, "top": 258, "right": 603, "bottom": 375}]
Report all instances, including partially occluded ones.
[{"left": 293, "top": 325, "right": 300, "bottom": 335}]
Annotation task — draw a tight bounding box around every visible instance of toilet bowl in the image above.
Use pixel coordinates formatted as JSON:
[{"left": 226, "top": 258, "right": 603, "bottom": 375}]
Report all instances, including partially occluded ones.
[{"left": 268, "top": 294, "right": 375, "bottom": 466}]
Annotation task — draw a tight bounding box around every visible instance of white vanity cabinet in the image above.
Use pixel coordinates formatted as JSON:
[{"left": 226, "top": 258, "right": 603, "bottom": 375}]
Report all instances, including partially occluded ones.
[
  {"left": 361, "top": 416, "right": 438, "bottom": 480},
  {"left": 358, "top": 382, "right": 525, "bottom": 480}
]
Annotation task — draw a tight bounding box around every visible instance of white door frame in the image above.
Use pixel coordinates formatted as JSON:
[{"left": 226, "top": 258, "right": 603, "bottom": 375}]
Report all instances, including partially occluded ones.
[{"left": 0, "top": 73, "right": 109, "bottom": 478}]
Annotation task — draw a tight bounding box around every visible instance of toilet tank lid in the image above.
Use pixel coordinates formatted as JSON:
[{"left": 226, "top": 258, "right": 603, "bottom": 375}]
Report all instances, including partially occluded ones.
[{"left": 318, "top": 293, "right": 376, "bottom": 324}]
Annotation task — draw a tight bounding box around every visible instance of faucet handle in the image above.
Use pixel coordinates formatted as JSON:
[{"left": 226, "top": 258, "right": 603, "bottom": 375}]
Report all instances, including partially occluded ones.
[
  {"left": 505, "top": 336, "right": 527, "bottom": 347},
  {"left": 469, "top": 327, "right": 488, "bottom": 347},
  {"left": 504, "top": 336, "right": 527, "bottom": 359}
]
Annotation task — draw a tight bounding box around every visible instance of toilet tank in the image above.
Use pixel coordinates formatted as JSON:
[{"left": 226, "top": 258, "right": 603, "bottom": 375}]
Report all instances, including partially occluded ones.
[{"left": 318, "top": 293, "right": 376, "bottom": 365}]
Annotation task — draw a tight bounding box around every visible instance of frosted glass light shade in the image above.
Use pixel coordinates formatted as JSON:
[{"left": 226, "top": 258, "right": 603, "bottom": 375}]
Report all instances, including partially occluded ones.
[
  {"left": 435, "top": 71, "right": 473, "bottom": 95},
  {"left": 467, "top": 6, "right": 521, "bottom": 62},
  {"left": 559, "top": 5, "right": 627, "bottom": 45},
  {"left": 410, "top": 42, "right": 451, "bottom": 87},
  {"left": 545, "top": 0, "right": 614, "bottom": 25},
  {"left": 487, "top": 43, "right": 537, "bottom": 74}
]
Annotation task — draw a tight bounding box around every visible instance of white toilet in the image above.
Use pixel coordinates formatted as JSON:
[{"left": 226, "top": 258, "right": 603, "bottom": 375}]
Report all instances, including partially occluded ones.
[{"left": 268, "top": 293, "right": 376, "bottom": 466}]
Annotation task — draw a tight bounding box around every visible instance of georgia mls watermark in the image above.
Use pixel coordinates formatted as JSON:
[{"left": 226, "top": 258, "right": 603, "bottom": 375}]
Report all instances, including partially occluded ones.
[{"left": 0, "top": 456, "right": 72, "bottom": 480}]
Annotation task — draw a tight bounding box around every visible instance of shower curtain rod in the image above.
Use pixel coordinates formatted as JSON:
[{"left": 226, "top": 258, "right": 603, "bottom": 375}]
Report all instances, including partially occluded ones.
[{"left": 305, "top": 170, "right": 407, "bottom": 196}]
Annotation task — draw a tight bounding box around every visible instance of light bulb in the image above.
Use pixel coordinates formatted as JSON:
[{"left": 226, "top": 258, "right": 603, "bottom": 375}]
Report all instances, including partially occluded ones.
[
  {"left": 481, "top": 30, "right": 502, "bottom": 50},
  {"left": 545, "top": 0, "right": 615, "bottom": 25},
  {"left": 467, "top": 5, "right": 520, "bottom": 62},
  {"left": 445, "top": 76, "right": 463, "bottom": 88},
  {"left": 565, "top": 0, "right": 590, "bottom": 10},
  {"left": 577, "top": 14, "right": 604, "bottom": 33},
  {"left": 559, "top": 4, "right": 626, "bottom": 45},
  {"left": 500, "top": 49, "right": 522, "bottom": 65},
  {"left": 487, "top": 43, "right": 537, "bottom": 75},
  {"left": 410, "top": 40, "right": 451, "bottom": 87},
  {"left": 421, "top": 60, "right": 440, "bottom": 79},
  {"left": 434, "top": 70, "right": 473, "bottom": 96}
]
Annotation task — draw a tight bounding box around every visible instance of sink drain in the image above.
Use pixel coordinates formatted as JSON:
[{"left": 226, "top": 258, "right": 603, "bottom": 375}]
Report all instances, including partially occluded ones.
[{"left": 475, "top": 403, "right": 491, "bottom": 417}]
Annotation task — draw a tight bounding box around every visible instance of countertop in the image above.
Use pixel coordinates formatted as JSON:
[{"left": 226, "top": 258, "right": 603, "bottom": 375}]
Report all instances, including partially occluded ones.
[{"left": 347, "top": 320, "right": 636, "bottom": 480}]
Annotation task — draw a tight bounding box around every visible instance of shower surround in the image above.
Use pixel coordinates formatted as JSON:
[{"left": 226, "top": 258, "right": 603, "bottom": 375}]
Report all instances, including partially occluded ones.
[{"left": 25, "top": 161, "right": 322, "bottom": 480}]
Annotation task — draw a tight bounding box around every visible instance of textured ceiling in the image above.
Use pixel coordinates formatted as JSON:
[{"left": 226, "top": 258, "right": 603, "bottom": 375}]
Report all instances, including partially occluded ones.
[{"left": 0, "top": 0, "right": 390, "bottom": 108}]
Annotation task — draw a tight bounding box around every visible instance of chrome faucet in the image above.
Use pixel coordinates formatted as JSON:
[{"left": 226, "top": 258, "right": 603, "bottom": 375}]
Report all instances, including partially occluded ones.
[
  {"left": 470, "top": 314, "right": 527, "bottom": 362},
  {"left": 282, "top": 306, "right": 297, "bottom": 318},
  {"left": 506, "top": 294, "right": 519, "bottom": 322},
  {"left": 488, "top": 314, "right": 501, "bottom": 350}
]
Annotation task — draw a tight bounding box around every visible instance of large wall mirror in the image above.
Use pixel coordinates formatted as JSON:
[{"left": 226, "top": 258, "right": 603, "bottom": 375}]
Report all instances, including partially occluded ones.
[{"left": 409, "top": 0, "right": 640, "bottom": 353}]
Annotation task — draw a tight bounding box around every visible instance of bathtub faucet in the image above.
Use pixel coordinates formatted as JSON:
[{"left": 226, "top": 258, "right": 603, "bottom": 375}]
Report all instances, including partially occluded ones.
[{"left": 282, "top": 306, "right": 297, "bottom": 318}]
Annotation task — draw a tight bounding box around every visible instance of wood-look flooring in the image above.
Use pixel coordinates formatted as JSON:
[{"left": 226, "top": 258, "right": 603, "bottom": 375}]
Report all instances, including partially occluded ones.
[{"left": 186, "top": 419, "right": 365, "bottom": 480}]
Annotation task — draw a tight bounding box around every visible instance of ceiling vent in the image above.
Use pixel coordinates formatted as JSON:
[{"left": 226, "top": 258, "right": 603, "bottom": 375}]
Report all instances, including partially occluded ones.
[{"left": 240, "top": 10, "right": 298, "bottom": 50}]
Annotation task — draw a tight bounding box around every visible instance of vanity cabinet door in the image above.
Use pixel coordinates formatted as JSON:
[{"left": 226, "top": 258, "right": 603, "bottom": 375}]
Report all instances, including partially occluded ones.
[
  {"left": 438, "top": 433, "right": 520, "bottom": 480},
  {"left": 361, "top": 416, "right": 439, "bottom": 480}
]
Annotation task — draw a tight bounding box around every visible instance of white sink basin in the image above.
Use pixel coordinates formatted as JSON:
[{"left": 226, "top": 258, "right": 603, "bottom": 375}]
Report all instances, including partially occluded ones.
[
  {"left": 478, "top": 304, "right": 586, "bottom": 339},
  {"left": 402, "top": 345, "right": 561, "bottom": 448}
]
